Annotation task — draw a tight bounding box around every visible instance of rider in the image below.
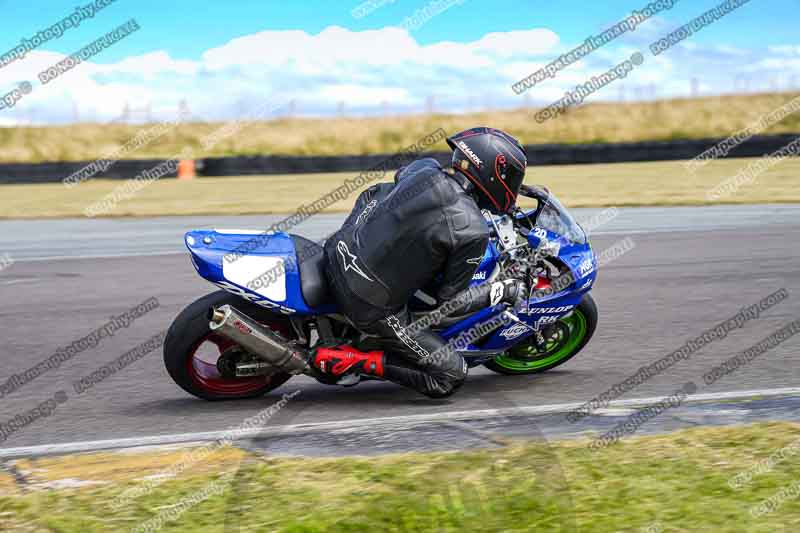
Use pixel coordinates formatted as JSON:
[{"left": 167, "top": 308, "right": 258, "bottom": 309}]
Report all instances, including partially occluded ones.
[{"left": 314, "top": 127, "right": 528, "bottom": 398}]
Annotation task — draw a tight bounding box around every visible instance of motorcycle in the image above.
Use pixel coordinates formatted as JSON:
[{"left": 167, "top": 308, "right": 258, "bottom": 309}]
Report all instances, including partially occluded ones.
[{"left": 164, "top": 184, "right": 598, "bottom": 400}]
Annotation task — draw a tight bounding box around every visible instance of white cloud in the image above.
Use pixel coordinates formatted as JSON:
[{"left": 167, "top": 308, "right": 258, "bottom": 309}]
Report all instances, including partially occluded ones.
[
  {"left": 0, "top": 24, "right": 797, "bottom": 126},
  {"left": 202, "top": 26, "right": 424, "bottom": 69},
  {"left": 105, "top": 51, "right": 199, "bottom": 78},
  {"left": 767, "top": 45, "right": 800, "bottom": 56},
  {"left": 315, "top": 84, "right": 411, "bottom": 106}
]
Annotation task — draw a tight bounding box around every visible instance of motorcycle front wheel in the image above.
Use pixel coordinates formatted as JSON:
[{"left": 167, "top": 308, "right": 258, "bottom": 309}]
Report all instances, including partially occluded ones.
[{"left": 484, "top": 293, "right": 598, "bottom": 375}]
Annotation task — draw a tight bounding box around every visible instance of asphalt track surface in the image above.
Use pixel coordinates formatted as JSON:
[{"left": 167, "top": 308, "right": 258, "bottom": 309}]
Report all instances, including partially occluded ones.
[{"left": 0, "top": 204, "right": 799, "bottom": 449}]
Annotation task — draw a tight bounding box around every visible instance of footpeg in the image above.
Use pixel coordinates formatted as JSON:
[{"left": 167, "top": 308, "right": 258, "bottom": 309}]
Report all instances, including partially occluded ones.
[{"left": 335, "top": 374, "right": 361, "bottom": 387}]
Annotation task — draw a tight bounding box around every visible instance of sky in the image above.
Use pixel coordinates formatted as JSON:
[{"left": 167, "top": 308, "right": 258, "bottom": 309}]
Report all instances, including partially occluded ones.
[{"left": 0, "top": 0, "right": 798, "bottom": 125}]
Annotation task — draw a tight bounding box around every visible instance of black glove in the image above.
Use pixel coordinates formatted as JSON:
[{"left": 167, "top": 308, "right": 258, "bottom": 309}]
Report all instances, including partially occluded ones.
[{"left": 489, "top": 279, "right": 527, "bottom": 307}]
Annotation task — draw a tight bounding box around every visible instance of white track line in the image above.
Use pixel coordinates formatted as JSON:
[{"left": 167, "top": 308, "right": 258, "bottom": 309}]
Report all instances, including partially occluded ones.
[
  {"left": 14, "top": 250, "right": 184, "bottom": 262},
  {"left": 1, "top": 386, "right": 799, "bottom": 459}
]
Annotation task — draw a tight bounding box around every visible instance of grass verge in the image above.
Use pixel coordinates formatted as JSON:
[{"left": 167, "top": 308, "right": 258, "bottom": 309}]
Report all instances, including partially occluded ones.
[
  {"left": 1, "top": 422, "right": 800, "bottom": 532},
  {"left": 1, "top": 157, "right": 798, "bottom": 219}
]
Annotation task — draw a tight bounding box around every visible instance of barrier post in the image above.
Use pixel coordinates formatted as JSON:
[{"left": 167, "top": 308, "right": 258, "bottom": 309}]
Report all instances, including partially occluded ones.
[{"left": 177, "top": 159, "right": 196, "bottom": 180}]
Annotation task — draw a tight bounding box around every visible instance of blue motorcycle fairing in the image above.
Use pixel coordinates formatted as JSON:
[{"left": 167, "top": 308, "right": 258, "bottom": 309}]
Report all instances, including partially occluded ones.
[
  {"left": 441, "top": 223, "right": 596, "bottom": 356},
  {"left": 184, "top": 229, "right": 336, "bottom": 315},
  {"left": 468, "top": 240, "right": 500, "bottom": 284},
  {"left": 526, "top": 227, "right": 597, "bottom": 290},
  {"left": 184, "top": 194, "right": 596, "bottom": 359}
]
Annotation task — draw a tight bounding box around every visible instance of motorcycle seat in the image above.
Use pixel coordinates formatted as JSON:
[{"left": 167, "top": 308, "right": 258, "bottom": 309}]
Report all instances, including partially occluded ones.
[{"left": 290, "top": 234, "right": 334, "bottom": 308}]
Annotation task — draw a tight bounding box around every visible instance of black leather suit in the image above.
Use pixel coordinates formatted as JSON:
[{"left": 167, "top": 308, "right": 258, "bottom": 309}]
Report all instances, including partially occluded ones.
[{"left": 324, "top": 158, "right": 490, "bottom": 397}]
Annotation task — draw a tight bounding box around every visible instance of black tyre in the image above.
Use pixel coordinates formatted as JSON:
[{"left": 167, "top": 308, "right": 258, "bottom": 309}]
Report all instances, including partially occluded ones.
[
  {"left": 484, "top": 293, "right": 598, "bottom": 375},
  {"left": 164, "top": 291, "right": 293, "bottom": 400}
]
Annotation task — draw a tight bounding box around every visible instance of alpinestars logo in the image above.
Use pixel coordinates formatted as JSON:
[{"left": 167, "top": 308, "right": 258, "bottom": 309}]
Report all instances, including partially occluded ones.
[
  {"left": 489, "top": 282, "right": 505, "bottom": 306},
  {"left": 337, "top": 241, "right": 374, "bottom": 282},
  {"left": 457, "top": 141, "right": 483, "bottom": 168}
]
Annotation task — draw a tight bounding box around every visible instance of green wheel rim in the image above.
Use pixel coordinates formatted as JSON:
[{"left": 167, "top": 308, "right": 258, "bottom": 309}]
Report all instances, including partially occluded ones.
[{"left": 493, "top": 310, "right": 588, "bottom": 371}]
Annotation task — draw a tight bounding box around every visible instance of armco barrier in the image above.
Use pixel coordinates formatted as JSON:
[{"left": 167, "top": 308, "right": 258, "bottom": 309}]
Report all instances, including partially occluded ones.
[
  {"left": 0, "top": 158, "right": 178, "bottom": 184},
  {"left": 0, "top": 133, "right": 797, "bottom": 184}
]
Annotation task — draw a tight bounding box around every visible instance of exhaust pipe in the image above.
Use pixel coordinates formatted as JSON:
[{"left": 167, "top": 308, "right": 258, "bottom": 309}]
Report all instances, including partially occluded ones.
[{"left": 208, "top": 305, "right": 309, "bottom": 375}]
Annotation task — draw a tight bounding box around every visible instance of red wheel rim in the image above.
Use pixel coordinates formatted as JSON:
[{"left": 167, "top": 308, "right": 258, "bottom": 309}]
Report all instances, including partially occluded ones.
[{"left": 186, "top": 320, "right": 289, "bottom": 396}]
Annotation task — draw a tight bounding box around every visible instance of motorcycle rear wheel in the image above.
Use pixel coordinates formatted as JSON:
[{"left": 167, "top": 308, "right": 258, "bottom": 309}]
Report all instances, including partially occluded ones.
[
  {"left": 484, "top": 293, "right": 597, "bottom": 375},
  {"left": 164, "top": 291, "right": 293, "bottom": 400}
]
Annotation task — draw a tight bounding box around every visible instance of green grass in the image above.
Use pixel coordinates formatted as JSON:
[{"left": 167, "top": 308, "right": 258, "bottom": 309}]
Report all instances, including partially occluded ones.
[
  {"left": 1, "top": 157, "right": 799, "bottom": 219},
  {"left": 2, "top": 422, "right": 800, "bottom": 532}
]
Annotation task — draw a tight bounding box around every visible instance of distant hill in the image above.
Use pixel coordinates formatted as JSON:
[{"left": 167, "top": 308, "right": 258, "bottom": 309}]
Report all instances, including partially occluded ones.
[{"left": 1, "top": 92, "right": 798, "bottom": 164}]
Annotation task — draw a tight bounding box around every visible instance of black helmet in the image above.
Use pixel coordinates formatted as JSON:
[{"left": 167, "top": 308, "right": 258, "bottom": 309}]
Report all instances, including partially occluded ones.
[{"left": 446, "top": 127, "right": 527, "bottom": 214}]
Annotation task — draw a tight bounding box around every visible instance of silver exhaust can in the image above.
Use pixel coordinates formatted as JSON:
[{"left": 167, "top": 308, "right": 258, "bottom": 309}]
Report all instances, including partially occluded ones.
[{"left": 208, "top": 304, "right": 308, "bottom": 375}]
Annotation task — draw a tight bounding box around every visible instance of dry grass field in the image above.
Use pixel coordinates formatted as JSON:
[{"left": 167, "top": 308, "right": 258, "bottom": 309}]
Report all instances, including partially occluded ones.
[
  {"left": 0, "top": 92, "right": 799, "bottom": 164},
  {"left": 1, "top": 157, "right": 797, "bottom": 219}
]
